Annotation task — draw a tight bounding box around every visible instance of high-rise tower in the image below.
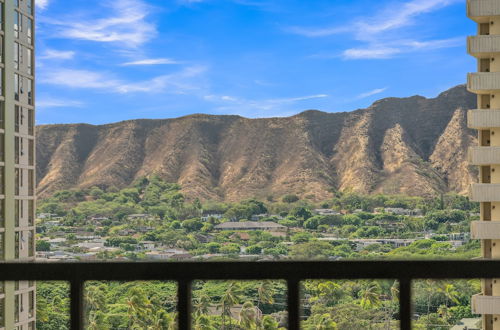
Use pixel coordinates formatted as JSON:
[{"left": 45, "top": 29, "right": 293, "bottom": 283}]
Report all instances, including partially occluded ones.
[
  {"left": 468, "top": 1, "right": 500, "bottom": 329},
  {"left": 0, "top": 0, "right": 36, "bottom": 329}
]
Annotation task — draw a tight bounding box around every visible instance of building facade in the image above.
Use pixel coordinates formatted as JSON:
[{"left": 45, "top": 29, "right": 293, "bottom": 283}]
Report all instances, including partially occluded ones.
[
  {"left": 468, "top": 1, "right": 500, "bottom": 329},
  {"left": 0, "top": 0, "right": 36, "bottom": 329}
]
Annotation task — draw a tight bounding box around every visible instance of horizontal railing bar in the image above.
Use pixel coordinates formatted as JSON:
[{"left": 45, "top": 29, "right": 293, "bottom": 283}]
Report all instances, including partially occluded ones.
[{"left": 0, "top": 260, "right": 497, "bottom": 280}]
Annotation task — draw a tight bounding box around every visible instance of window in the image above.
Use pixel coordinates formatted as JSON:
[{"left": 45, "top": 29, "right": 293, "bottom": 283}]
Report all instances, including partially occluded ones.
[
  {"left": 0, "top": 35, "right": 3, "bottom": 63},
  {"left": 28, "top": 139, "right": 34, "bottom": 166},
  {"left": 15, "top": 0, "right": 19, "bottom": 8},
  {"left": 28, "top": 169, "right": 34, "bottom": 195},
  {"left": 28, "top": 231, "right": 34, "bottom": 257},
  {"left": 28, "top": 199, "right": 34, "bottom": 226},
  {"left": 0, "top": 200, "right": 4, "bottom": 228},
  {"left": 0, "top": 133, "right": 3, "bottom": 162},
  {"left": 0, "top": 297, "right": 4, "bottom": 327},
  {"left": 29, "top": 291, "right": 35, "bottom": 317},
  {"left": 15, "top": 106, "right": 20, "bottom": 132},
  {"left": 14, "top": 74, "right": 19, "bottom": 100},
  {"left": 0, "top": 102, "right": 3, "bottom": 129},
  {"left": 27, "top": 48, "right": 32, "bottom": 74},
  {"left": 15, "top": 136, "right": 19, "bottom": 164},
  {"left": 27, "top": 17, "right": 33, "bottom": 44},
  {"left": 14, "top": 294, "right": 19, "bottom": 322},
  {"left": 0, "top": 233, "right": 3, "bottom": 261},
  {"left": 0, "top": 281, "right": 3, "bottom": 294},
  {"left": 27, "top": 0, "right": 33, "bottom": 16},
  {"left": 0, "top": 3, "right": 3, "bottom": 28},
  {"left": 27, "top": 78, "right": 33, "bottom": 105},
  {"left": 14, "top": 42, "right": 19, "bottom": 70},
  {"left": 14, "top": 12, "right": 20, "bottom": 39},
  {"left": 15, "top": 168, "right": 20, "bottom": 195},
  {"left": 29, "top": 321, "right": 35, "bottom": 330},
  {"left": 14, "top": 232, "right": 19, "bottom": 258},
  {"left": 15, "top": 200, "right": 19, "bottom": 227},
  {"left": 28, "top": 109, "right": 34, "bottom": 135}
]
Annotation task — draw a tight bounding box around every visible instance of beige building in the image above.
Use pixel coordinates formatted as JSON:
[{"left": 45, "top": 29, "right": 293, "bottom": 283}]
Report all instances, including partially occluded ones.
[
  {"left": 0, "top": 0, "right": 36, "bottom": 329},
  {"left": 467, "top": 1, "right": 500, "bottom": 329}
]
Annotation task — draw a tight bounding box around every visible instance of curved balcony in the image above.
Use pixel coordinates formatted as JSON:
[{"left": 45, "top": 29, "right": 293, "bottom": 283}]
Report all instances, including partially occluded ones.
[
  {"left": 472, "top": 294, "right": 500, "bottom": 314},
  {"left": 468, "top": 0, "right": 500, "bottom": 22},
  {"left": 469, "top": 146, "right": 500, "bottom": 165},
  {"left": 468, "top": 109, "right": 500, "bottom": 129},
  {"left": 470, "top": 183, "right": 500, "bottom": 202},
  {"left": 468, "top": 35, "right": 500, "bottom": 57},
  {"left": 468, "top": 72, "right": 500, "bottom": 94},
  {"left": 471, "top": 221, "right": 500, "bottom": 239}
]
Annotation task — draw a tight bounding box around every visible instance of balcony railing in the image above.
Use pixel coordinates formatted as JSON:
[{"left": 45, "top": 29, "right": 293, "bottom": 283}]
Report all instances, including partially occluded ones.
[
  {"left": 1, "top": 260, "right": 500, "bottom": 329},
  {"left": 471, "top": 220, "right": 500, "bottom": 239},
  {"left": 470, "top": 183, "right": 500, "bottom": 201},
  {"left": 468, "top": 109, "right": 500, "bottom": 128},
  {"left": 472, "top": 293, "right": 500, "bottom": 314},
  {"left": 468, "top": 0, "right": 500, "bottom": 20},
  {"left": 468, "top": 72, "right": 500, "bottom": 93},
  {"left": 468, "top": 35, "right": 500, "bottom": 57},
  {"left": 469, "top": 146, "right": 500, "bottom": 165}
]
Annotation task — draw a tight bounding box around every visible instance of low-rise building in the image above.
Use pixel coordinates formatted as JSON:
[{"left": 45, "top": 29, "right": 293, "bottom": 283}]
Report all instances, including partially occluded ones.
[
  {"left": 313, "top": 209, "right": 341, "bottom": 216},
  {"left": 214, "top": 221, "right": 286, "bottom": 232}
]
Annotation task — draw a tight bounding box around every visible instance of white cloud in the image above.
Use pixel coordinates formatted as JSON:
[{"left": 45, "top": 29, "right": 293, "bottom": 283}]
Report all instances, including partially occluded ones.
[
  {"left": 40, "top": 66, "right": 208, "bottom": 94},
  {"left": 204, "top": 93, "right": 329, "bottom": 116},
  {"left": 342, "top": 37, "right": 463, "bottom": 59},
  {"left": 288, "top": 0, "right": 462, "bottom": 59},
  {"left": 39, "top": 49, "right": 76, "bottom": 60},
  {"left": 121, "top": 58, "right": 180, "bottom": 66},
  {"left": 36, "top": 0, "right": 49, "bottom": 10},
  {"left": 37, "top": 97, "right": 84, "bottom": 109},
  {"left": 47, "top": 0, "right": 156, "bottom": 48},
  {"left": 356, "top": 88, "right": 388, "bottom": 99}
]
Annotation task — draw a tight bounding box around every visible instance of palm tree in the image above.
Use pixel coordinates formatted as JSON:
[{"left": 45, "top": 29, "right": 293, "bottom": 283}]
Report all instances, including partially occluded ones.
[
  {"left": 437, "top": 283, "right": 460, "bottom": 307},
  {"left": 126, "top": 287, "right": 151, "bottom": 328},
  {"left": 239, "top": 301, "right": 258, "bottom": 329},
  {"left": 257, "top": 281, "right": 275, "bottom": 307},
  {"left": 149, "top": 310, "right": 175, "bottom": 330},
  {"left": 359, "top": 282, "right": 382, "bottom": 309},
  {"left": 193, "top": 294, "right": 211, "bottom": 318},
  {"left": 194, "top": 314, "right": 215, "bottom": 330},
  {"left": 219, "top": 281, "right": 242, "bottom": 330}
]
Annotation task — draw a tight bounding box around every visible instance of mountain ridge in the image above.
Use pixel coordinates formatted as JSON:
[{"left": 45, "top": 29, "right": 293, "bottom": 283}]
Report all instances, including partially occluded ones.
[{"left": 36, "top": 84, "right": 477, "bottom": 201}]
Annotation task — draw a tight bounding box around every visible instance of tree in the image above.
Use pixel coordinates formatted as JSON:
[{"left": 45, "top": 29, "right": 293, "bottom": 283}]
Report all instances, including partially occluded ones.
[
  {"left": 358, "top": 282, "right": 382, "bottom": 310},
  {"left": 126, "top": 288, "right": 151, "bottom": 328},
  {"left": 36, "top": 240, "right": 51, "bottom": 251},
  {"left": 282, "top": 194, "right": 299, "bottom": 203},
  {"left": 302, "top": 313, "right": 338, "bottom": 330},
  {"left": 219, "top": 282, "right": 242, "bottom": 330},
  {"left": 239, "top": 301, "right": 258, "bottom": 329}
]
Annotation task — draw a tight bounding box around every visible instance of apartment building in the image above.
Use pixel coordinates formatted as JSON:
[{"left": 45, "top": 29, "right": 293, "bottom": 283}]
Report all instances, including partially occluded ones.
[
  {"left": 0, "top": 0, "right": 36, "bottom": 329},
  {"left": 467, "top": 0, "right": 500, "bottom": 329}
]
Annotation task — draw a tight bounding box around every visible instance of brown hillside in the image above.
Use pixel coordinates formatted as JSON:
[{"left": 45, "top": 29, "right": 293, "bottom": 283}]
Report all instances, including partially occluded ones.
[{"left": 36, "top": 85, "right": 477, "bottom": 201}]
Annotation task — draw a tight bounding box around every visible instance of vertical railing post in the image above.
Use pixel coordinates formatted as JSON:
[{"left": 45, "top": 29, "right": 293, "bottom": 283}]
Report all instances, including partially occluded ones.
[
  {"left": 178, "top": 280, "right": 192, "bottom": 330},
  {"left": 399, "top": 278, "right": 412, "bottom": 330},
  {"left": 287, "top": 279, "right": 300, "bottom": 330},
  {"left": 70, "top": 279, "right": 84, "bottom": 330}
]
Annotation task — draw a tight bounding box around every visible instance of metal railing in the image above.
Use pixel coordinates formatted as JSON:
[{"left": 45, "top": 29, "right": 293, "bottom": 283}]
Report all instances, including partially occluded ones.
[{"left": 1, "top": 260, "right": 499, "bottom": 330}]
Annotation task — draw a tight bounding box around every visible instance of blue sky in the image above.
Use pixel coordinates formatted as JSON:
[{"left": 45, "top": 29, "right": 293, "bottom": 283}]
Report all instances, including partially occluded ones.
[{"left": 35, "top": 0, "right": 474, "bottom": 124}]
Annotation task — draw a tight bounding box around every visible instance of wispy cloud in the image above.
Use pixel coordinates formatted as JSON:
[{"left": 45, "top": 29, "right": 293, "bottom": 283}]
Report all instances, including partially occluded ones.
[
  {"left": 40, "top": 66, "right": 208, "bottom": 94},
  {"left": 342, "top": 37, "right": 463, "bottom": 59},
  {"left": 36, "top": 0, "right": 50, "bottom": 10},
  {"left": 288, "top": 0, "right": 463, "bottom": 59},
  {"left": 204, "top": 93, "right": 329, "bottom": 116},
  {"left": 356, "top": 88, "right": 388, "bottom": 99},
  {"left": 121, "top": 58, "right": 180, "bottom": 66},
  {"left": 37, "top": 97, "right": 84, "bottom": 109},
  {"left": 39, "top": 49, "right": 76, "bottom": 60},
  {"left": 45, "top": 0, "right": 156, "bottom": 48}
]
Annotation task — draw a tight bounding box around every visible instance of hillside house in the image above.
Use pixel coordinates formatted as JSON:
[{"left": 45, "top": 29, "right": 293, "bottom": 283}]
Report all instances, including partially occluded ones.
[{"left": 214, "top": 221, "right": 286, "bottom": 232}]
